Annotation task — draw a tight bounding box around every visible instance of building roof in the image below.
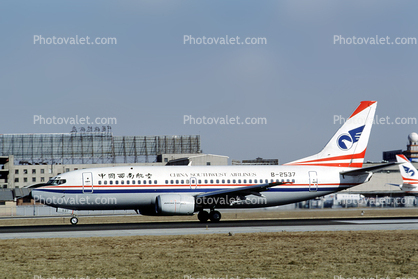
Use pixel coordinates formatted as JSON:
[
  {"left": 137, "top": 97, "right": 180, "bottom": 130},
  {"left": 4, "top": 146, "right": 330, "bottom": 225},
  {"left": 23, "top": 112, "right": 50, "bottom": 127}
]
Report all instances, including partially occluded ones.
[{"left": 0, "top": 189, "right": 14, "bottom": 201}]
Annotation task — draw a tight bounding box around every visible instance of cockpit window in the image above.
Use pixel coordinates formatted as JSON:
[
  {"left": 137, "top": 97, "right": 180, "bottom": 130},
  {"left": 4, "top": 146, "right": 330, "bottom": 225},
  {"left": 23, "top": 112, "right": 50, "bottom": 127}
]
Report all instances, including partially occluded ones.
[
  {"left": 45, "top": 178, "right": 66, "bottom": 185},
  {"left": 45, "top": 178, "right": 58, "bottom": 185}
]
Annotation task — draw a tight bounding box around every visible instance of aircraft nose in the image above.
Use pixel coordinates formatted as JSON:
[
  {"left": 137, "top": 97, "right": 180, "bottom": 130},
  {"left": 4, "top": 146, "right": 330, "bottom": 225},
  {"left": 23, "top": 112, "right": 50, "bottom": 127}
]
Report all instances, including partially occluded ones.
[{"left": 26, "top": 183, "right": 48, "bottom": 200}]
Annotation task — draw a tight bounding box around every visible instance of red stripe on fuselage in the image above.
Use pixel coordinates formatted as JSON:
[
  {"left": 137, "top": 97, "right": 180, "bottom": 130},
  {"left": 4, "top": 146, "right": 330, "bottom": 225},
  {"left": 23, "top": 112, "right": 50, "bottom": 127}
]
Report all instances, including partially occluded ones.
[{"left": 39, "top": 182, "right": 360, "bottom": 190}]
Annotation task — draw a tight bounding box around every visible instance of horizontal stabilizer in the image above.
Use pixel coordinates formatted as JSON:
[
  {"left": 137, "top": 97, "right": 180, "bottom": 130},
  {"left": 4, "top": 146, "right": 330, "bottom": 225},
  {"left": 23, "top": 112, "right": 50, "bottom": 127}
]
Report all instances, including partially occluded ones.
[{"left": 340, "top": 162, "right": 398, "bottom": 176}]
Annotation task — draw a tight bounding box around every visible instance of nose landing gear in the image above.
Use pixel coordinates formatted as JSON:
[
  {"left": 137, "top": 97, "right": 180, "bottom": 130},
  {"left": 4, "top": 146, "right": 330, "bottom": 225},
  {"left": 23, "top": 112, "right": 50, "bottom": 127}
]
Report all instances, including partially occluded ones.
[
  {"left": 70, "top": 216, "right": 79, "bottom": 225},
  {"left": 70, "top": 210, "right": 79, "bottom": 225}
]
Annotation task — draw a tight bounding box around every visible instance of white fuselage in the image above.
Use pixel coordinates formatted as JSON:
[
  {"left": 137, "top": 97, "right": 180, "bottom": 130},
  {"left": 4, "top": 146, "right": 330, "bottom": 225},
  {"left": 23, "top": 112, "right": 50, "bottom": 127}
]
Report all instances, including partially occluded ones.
[{"left": 32, "top": 165, "right": 369, "bottom": 214}]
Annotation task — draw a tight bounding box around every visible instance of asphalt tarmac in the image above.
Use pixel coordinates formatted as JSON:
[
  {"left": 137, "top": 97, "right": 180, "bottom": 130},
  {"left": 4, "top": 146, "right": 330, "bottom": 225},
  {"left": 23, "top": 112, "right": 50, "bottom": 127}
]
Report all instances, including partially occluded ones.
[{"left": 1, "top": 217, "right": 418, "bottom": 239}]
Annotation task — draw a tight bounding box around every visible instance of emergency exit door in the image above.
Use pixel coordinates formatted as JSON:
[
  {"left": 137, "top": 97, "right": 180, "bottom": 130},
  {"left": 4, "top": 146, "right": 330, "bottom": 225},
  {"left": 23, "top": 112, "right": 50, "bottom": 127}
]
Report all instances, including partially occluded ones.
[{"left": 308, "top": 171, "right": 318, "bottom": 192}]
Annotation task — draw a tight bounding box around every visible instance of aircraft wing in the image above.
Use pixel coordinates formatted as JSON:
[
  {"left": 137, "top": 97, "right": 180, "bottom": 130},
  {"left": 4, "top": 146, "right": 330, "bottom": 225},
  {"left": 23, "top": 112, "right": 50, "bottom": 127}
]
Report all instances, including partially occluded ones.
[
  {"left": 195, "top": 181, "right": 286, "bottom": 206},
  {"left": 340, "top": 162, "right": 399, "bottom": 177}
]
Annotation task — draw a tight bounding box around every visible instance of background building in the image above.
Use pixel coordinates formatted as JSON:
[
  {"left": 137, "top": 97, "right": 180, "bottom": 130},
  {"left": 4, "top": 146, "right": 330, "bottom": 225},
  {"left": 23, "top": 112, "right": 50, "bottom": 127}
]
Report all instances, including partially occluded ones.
[
  {"left": 0, "top": 133, "right": 228, "bottom": 188},
  {"left": 232, "top": 157, "right": 278, "bottom": 165}
]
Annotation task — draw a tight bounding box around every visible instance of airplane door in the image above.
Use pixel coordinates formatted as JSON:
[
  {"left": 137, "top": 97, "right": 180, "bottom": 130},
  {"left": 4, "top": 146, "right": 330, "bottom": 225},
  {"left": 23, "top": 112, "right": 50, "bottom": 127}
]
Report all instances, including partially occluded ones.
[
  {"left": 82, "top": 172, "right": 93, "bottom": 193},
  {"left": 309, "top": 171, "right": 318, "bottom": 192},
  {"left": 190, "top": 177, "right": 197, "bottom": 189}
]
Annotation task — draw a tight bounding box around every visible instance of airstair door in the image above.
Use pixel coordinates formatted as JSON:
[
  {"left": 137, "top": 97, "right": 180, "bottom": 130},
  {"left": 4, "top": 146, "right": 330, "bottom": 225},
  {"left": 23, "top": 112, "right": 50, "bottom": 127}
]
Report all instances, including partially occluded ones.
[{"left": 82, "top": 172, "right": 93, "bottom": 193}]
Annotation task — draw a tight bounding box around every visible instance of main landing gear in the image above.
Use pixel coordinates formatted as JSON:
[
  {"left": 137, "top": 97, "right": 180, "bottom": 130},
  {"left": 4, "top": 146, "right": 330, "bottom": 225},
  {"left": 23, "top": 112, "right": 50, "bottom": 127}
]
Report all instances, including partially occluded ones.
[{"left": 198, "top": 210, "right": 221, "bottom": 223}]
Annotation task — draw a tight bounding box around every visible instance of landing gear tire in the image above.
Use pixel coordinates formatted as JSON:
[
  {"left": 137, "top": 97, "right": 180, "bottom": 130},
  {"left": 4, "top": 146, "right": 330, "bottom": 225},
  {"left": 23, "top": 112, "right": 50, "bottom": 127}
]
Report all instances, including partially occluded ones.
[
  {"left": 70, "top": 216, "right": 79, "bottom": 225},
  {"left": 209, "top": 210, "right": 221, "bottom": 222},
  {"left": 198, "top": 211, "right": 210, "bottom": 222}
]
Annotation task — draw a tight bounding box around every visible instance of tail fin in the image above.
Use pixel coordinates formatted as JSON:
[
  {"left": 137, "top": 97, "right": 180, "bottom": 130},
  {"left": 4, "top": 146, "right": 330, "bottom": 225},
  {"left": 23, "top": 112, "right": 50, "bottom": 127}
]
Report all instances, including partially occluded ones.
[
  {"left": 285, "top": 101, "right": 377, "bottom": 168},
  {"left": 396, "top": 154, "right": 418, "bottom": 186}
]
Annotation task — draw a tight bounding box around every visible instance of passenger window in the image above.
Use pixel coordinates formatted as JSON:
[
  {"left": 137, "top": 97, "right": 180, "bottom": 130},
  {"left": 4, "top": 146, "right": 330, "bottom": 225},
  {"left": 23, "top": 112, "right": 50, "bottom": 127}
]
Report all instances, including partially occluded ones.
[
  {"left": 132, "top": 180, "right": 135, "bottom": 184},
  {"left": 233, "top": 179, "right": 236, "bottom": 184},
  {"left": 121, "top": 180, "right": 125, "bottom": 185},
  {"left": 227, "top": 179, "right": 230, "bottom": 183},
  {"left": 104, "top": 180, "right": 107, "bottom": 185},
  {"left": 254, "top": 179, "right": 257, "bottom": 183},
  {"left": 243, "top": 179, "right": 247, "bottom": 183},
  {"left": 238, "top": 179, "right": 241, "bottom": 184},
  {"left": 210, "top": 179, "right": 213, "bottom": 184},
  {"left": 138, "top": 180, "right": 141, "bottom": 184},
  {"left": 205, "top": 180, "right": 208, "bottom": 184},
  {"left": 176, "top": 180, "right": 179, "bottom": 184},
  {"left": 98, "top": 181, "right": 102, "bottom": 185},
  {"left": 216, "top": 179, "right": 219, "bottom": 184},
  {"left": 143, "top": 180, "right": 146, "bottom": 185},
  {"left": 154, "top": 180, "right": 157, "bottom": 184},
  {"left": 109, "top": 180, "right": 113, "bottom": 185},
  {"left": 198, "top": 180, "right": 202, "bottom": 184},
  {"left": 181, "top": 180, "right": 184, "bottom": 184},
  {"left": 115, "top": 180, "right": 119, "bottom": 185},
  {"left": 149, "top": 180, "right": 152, "bottom": 184},
  {"left": 165, "top": 180, "right": 169, "bottom": 184},
  {"left": 126, "top": 180, "right": 130, "bottom": 185},
  {"left": 222, "top": 179, "right": 225, "bottom": 184}
]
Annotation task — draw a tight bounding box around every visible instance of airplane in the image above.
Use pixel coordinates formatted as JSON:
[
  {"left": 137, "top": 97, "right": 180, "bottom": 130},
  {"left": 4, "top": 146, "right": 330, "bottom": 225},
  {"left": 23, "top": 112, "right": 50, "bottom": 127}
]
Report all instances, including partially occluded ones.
[
  {"left": 393, "top": 154, "right": 418, "bottom": 195},
  {"left": 31, "top": 101, "right": 395, "bottom": 225}
]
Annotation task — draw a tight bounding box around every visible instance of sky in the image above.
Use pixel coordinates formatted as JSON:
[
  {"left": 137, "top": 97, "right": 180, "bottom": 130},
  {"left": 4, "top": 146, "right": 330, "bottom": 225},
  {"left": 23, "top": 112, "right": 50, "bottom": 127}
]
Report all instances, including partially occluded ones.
[{"left": 1, "top": 0, "right": 417, "bottom": 164}]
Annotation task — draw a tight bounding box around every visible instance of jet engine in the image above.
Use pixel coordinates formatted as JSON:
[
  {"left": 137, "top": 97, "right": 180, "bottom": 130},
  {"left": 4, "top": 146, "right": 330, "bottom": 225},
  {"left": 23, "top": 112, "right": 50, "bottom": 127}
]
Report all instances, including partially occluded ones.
[{"left": 155, "top": 194, "right": 195, "bottom": 215}]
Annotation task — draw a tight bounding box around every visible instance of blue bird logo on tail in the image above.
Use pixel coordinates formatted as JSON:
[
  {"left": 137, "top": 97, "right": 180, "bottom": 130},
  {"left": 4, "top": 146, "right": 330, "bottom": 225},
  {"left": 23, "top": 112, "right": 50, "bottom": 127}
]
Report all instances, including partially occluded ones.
[
  {"left": 403, "top": 165, "right": 415, "bottom": 176},
  {"left": 337, "top": 125, "right": 365, "bottom": 151}
]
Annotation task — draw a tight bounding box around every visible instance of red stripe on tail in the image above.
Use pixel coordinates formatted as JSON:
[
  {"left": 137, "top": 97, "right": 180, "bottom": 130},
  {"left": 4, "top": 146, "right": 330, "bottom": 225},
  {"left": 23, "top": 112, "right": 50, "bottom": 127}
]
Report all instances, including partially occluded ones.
[{"left": 349, "top": 101, "right": 376, "bottom": 119}]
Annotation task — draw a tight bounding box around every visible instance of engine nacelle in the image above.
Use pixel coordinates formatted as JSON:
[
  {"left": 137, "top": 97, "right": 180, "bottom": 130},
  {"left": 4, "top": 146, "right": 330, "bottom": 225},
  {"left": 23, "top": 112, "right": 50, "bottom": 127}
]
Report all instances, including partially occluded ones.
[{"left": 155, "top": 194, "right": 195, "bottom": 215}]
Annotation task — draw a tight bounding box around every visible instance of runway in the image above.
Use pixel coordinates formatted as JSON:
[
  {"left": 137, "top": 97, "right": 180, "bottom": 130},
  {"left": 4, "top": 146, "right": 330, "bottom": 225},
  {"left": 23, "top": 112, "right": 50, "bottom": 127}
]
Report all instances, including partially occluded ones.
[{"left": 1, "top": 216, "right": 418, "bottom": 239}]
